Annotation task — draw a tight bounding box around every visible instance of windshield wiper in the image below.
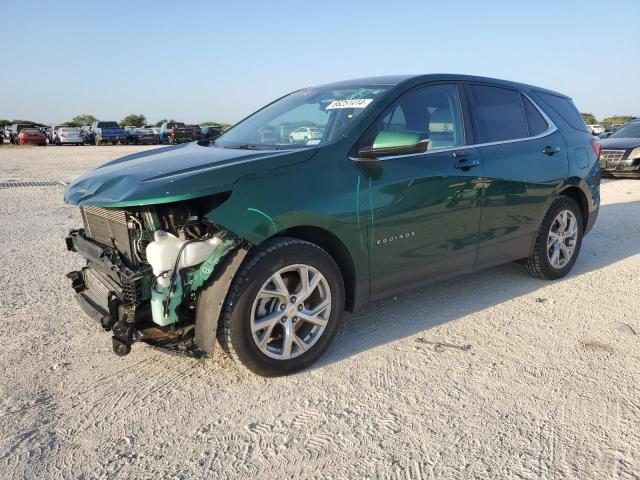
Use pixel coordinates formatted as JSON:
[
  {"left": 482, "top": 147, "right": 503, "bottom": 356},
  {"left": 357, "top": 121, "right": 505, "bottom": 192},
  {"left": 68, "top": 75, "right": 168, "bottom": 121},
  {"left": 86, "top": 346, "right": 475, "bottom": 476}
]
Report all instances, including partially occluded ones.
[{"left": 224, "top": 144, "right": 270, "bottom": 150}]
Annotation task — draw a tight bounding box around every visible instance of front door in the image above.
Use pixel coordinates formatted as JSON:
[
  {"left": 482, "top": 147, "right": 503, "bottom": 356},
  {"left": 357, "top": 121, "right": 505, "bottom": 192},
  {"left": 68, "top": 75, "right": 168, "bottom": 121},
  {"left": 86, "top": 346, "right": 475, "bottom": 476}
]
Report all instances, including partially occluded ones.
[{"left": 357, "top": 83, "right": 484, "bottom": 299}]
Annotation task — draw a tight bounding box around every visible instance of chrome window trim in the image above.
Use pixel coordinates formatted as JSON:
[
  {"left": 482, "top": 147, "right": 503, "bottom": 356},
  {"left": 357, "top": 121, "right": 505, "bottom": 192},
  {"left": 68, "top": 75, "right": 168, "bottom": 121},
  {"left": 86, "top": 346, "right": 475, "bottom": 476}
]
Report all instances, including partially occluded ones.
[{"left": 349, "top": 92, "right": 558, "bottom": 162}]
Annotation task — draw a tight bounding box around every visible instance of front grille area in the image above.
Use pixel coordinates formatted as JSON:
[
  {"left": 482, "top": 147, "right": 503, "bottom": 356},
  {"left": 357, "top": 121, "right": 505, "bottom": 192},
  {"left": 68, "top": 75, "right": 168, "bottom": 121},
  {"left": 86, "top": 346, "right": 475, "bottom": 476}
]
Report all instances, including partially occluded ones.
[
  {"left": 80, "top": 206, "right": 135, "bottom": 264},
  {"left": 601, "top": 150, "right": 625, "bottom": 165}
]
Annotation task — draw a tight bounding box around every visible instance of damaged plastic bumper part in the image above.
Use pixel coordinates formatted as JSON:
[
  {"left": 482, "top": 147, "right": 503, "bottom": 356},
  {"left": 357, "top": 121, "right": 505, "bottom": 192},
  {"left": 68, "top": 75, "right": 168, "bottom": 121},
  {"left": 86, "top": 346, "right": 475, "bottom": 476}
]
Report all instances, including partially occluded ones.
[{"left": 65, "top": 203, "right": 243, "bottom": 357}]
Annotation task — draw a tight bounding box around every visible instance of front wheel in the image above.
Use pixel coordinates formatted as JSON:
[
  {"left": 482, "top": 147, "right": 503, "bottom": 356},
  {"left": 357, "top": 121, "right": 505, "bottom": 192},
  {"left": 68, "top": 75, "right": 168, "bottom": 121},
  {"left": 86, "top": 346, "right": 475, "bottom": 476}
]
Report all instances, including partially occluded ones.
[
  {"left": 525, "top": 196, "right": 583, "bottom": 280},
  {"left": 218, "top": 238, "right": 344, "bottom": 376}
]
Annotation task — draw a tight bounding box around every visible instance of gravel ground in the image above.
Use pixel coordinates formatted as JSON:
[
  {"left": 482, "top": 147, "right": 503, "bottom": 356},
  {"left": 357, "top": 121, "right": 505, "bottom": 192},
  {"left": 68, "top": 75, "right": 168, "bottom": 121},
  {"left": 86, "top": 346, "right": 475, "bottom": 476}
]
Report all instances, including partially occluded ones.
[{"left": 0, "top": 144, "right": 638, "bottom": 479}]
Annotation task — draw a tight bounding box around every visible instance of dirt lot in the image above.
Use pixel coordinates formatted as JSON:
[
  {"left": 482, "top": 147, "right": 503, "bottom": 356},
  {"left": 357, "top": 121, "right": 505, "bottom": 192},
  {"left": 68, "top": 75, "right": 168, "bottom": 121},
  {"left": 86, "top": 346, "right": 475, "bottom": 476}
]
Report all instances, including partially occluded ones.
[{"left": 0, "top": 144, "right": 638, "bottom": 479}]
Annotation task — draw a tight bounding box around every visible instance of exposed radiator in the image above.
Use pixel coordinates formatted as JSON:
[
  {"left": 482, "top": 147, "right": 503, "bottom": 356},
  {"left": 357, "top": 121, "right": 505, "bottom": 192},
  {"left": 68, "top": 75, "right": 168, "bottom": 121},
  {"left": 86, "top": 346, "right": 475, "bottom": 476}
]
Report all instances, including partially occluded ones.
[{"left": 80, "top": 206, "right": 135, "bottom": 265}]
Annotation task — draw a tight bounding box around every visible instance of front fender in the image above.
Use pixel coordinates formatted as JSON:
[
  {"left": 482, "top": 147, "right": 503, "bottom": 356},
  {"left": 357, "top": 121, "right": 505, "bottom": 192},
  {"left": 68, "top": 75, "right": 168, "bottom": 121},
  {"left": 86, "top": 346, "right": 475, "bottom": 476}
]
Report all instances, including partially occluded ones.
[{"left": 204, "top": 158, "right": 370, "bottom": 286}]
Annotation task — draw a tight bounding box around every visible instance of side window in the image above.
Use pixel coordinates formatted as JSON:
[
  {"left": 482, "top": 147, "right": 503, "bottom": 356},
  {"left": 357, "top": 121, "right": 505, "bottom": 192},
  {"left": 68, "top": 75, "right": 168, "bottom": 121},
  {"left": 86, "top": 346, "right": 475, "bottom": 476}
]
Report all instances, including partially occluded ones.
[
  {"left": 534, "top": 91, "right": 588, "bottom": 133},
  {"left": 467, "top": 84, "right": 528, "bottom": 143},
  {"left": 522, "top": 95, "right": 548, "bottom": 136},
  {"left": 359, "top": 83, "right": 464, "bottom": 151}
]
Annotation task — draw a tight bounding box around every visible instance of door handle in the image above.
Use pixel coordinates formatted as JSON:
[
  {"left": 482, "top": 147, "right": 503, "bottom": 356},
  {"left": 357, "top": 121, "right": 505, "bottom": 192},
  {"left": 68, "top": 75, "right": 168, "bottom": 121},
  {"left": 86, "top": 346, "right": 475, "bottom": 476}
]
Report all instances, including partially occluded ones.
[
  {"left": 542, "top": 146, "right": 561, "bottom": 156},
  {"left": 454, "top": 159, "right": 480, "bottom": 169}
]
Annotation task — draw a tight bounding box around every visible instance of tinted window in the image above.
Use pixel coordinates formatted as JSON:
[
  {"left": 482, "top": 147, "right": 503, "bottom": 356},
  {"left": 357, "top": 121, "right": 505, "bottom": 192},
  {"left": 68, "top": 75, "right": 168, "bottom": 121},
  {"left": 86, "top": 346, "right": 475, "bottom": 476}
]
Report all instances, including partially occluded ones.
[
  {"left": 534, "top": 92, "right": 587, "bottom": 132},
  {"left": 522, "top": 95, "right": 548, "bottom": 136},
  {"left": 608, "top": 122, "right": 640, "bottom": 139},
  {"left": 360, "top": 83, "right": 464, "bottom": 151},
  {"left": 467, "top": 85, "right": 528, "bottom": 143},
  {"left": 98, "top": 121, "right": 119, "bottom": 128}
]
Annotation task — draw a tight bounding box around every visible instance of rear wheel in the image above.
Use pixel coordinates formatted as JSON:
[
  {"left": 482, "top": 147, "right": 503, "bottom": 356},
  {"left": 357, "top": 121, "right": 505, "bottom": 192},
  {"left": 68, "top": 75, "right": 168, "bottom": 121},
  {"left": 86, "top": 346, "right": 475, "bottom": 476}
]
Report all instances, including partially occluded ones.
[
  {"left": 218, "top": 238, "right": 344, "bottom": 376},
  {"left": 525, "top": 196, "right": 583, "bottom": 280}
]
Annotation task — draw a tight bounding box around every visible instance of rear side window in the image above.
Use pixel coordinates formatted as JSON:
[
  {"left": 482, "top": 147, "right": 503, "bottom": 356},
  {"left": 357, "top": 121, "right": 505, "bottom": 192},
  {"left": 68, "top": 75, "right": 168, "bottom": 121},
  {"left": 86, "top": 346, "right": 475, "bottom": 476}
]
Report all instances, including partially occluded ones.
[
  {"left": 467, "top": 84, "right": 528, "bottom": 143},
  {"left": 522, "top": 95, "right": 548, "bottom": 136},
  {"left": 534, "top": 92, "right": 587, "bottom": 132}
]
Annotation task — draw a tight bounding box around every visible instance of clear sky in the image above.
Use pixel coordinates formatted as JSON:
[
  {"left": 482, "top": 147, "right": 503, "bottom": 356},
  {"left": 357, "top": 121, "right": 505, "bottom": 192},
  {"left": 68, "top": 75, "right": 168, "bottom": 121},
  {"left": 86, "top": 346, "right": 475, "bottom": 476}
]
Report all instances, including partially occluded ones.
[{"left": 1, "top": 0, "right": 638, "bottom": 125}]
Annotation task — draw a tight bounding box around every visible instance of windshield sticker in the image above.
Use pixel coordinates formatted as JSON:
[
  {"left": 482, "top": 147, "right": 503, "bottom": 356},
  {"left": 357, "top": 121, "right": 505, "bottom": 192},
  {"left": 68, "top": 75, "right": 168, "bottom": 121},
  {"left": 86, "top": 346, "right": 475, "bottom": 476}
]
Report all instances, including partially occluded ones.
[
  {"left": 326, "top": 99, "right": 373, "bottom": 110},
  {"left": 306, "top": 139, "right": 321, "bottom": 145}
]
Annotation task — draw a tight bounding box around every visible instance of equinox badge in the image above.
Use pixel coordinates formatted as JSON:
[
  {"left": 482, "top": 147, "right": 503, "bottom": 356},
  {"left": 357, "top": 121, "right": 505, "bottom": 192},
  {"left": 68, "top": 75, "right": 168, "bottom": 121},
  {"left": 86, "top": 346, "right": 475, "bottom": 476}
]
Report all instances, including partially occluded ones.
[{"left": 376, "top": 231, "right": 416, "bottom": 245}]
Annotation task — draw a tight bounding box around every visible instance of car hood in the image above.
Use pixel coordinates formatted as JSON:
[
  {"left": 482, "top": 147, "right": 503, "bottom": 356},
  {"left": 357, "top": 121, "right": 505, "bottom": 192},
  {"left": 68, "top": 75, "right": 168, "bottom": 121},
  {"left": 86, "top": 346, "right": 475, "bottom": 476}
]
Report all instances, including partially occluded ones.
[
  {"left": 64, "top": 142, "right": 316, "bottom": 207},
  {"left": 598, "top": 137, "right": 640, "bottom": 150}
]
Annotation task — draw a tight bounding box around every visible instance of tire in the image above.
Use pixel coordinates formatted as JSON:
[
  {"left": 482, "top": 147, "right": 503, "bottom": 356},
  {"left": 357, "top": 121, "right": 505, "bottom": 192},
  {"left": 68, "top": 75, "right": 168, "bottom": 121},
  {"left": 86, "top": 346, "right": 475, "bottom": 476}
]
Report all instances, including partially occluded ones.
[
  {"left": 218, "top": 237, "right": 345, "bottom": 376},
  {"left": 525, "top": 196, "right": 583, "bottom": 280}
]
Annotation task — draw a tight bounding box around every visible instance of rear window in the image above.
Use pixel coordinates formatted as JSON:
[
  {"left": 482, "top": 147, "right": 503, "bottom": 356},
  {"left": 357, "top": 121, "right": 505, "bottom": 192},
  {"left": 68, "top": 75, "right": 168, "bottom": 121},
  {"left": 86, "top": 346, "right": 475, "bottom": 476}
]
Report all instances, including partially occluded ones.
[
  {"left": 97, "top": 121, "right": 119, "bottom": 128},
  {"left": 467, "top": 84, "right": 528, "bottom": 143},
  {"left": 522, "top": 95, "right": 548, "bottom": 136},
  {"left": 534, "top": 92, "right": 587, "bottom": 132}
]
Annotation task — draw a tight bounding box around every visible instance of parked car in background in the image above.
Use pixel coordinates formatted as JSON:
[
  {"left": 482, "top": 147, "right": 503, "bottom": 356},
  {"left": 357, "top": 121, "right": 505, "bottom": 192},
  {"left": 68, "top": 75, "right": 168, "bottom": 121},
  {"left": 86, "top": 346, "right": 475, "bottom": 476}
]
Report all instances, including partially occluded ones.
[
  {"left": 186, "top": 125, "right": 204, "bottom": 142},
  {"left": 9, "top": 123, "right": 35, "bottom": 144},
  {"left": 201, "top": 125, "right": 224, "bottom": 142},
  {"left": 89, "top": 121, "right": 127, "bottom": 145},
  {"left": 125, "top": 126, "right": 159, "bottom": 145},
  {"left": 17, "top": 128, "right": 47, "bottom": 145},
  {"left": 597, "top": 119, "right": 640, "bottom": 177},
  {"left": 48, "top": 124, "right": 63, "bottom": 144},
  {"left": 63, "top": 74, "right": 600, "bottom": 375},
  {"left": 80, "top": 126, "right": 92, "bottom": 144},
  {"left": 288, "top": 126, "right": 324, "bottom": 144},
  {"left": 160, "top": 121, "right": 191, "bottom": 144},
  {"left": 144, "top": 125, "right": 161, "bottom": 136},
  {"left": 54, "top": 127, "right": 84, "bottom": 145},
  {"left": 587, "top": 124, "right": 605, "bottom": 135}
]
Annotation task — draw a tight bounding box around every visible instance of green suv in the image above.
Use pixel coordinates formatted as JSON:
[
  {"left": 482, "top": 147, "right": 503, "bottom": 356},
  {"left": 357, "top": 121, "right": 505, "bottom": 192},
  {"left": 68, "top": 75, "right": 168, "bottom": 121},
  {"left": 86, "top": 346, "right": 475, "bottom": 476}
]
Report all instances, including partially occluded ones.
[{"left": 64, "top": 74, "right": 601, "bottom": 376}]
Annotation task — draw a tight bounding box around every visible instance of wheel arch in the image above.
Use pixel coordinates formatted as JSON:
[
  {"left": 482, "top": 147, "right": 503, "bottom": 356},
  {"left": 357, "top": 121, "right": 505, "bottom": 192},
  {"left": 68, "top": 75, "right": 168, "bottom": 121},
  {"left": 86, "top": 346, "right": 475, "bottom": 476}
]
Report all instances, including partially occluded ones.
[
  {"left": 558, "top": 184, "right": 588, "bottom": 229},
  {"left": 273, "top": 226, "right": 359, "bottom": 312}
]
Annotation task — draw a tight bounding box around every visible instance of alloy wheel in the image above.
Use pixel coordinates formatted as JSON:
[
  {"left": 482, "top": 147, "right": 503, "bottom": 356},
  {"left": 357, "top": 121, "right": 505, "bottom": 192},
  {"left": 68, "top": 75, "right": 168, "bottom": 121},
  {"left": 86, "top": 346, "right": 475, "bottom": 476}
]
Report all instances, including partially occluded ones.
[
  {"left": 250, "top": 264, "right": 331, "bottom": 360},
  {"left": 547, "top": 209, "right": 578, "bottom": 269}
]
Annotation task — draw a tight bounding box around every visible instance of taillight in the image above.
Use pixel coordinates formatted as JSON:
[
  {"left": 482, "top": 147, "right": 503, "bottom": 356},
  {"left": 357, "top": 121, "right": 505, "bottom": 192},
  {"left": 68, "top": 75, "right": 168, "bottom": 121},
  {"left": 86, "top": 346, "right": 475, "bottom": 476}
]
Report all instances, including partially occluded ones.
[
  {"left": 60, "top": 133, "right": 66, "bottom": 138},
  {"left": 592, "top": 139, "right": 601, "bottom": 159},
  {"left": 138, "top": 134, "right": 144, "bottom": 138}
]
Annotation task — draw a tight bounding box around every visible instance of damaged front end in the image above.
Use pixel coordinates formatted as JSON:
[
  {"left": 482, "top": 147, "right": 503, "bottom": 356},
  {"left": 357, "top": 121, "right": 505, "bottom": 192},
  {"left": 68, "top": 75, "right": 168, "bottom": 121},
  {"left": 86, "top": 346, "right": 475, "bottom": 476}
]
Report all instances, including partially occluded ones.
[{"left": 65, "top": 195, "right": 244, "bottom": 357}]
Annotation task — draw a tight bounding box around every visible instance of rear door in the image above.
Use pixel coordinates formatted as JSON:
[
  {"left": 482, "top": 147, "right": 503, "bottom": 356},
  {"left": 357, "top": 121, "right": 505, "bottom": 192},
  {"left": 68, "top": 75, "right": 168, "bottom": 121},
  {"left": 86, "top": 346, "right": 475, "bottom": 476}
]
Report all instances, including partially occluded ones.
[
  {"left": 464, "top": 83, "right": 568, "bottom": 266},
  {"left": 360, "top": 83, "right": 484, "bottom": 299}
]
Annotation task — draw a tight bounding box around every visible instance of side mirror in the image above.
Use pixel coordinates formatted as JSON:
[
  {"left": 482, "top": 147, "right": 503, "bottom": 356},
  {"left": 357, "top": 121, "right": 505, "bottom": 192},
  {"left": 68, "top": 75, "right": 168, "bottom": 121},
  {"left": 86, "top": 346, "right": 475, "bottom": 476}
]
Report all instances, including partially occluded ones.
[{"left": 357, "top": 131, "right": 429, "bottom": 160}]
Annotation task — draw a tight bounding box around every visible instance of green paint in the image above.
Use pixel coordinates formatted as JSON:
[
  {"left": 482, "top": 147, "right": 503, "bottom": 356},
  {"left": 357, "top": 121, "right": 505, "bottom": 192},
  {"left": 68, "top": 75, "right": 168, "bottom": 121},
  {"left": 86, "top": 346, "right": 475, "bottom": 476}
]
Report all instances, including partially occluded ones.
[
  {"left": 189, "top": 238, "right": 238, "bottom": 291},
  {"left": 151, "top": 237, "right": 238, "bottom": 326},
  {"left": 247, "top": 207, "right": 277, "bottom": 234},
  {"left": 372, "top": 131, "right": 422, "bottom": 149}
]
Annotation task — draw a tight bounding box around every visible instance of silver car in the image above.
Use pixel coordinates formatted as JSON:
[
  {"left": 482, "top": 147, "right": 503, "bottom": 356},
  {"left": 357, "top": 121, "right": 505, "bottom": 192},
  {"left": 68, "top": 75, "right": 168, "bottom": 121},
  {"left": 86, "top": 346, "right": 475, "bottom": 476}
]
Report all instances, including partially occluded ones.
[{"left": 55, "top": 127, "right": 84, "bottom": 145}]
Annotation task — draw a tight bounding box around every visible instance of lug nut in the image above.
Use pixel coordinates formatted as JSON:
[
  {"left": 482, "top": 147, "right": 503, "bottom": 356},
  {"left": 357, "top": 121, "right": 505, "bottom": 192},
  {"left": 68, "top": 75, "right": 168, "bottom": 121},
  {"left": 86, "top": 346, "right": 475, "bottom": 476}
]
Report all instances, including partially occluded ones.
[
  {"left": 292, "top": 316, "right": 298, "bottom": 323},
  {"left": 290, "top": 296, "right": 297, "bottom": 303},
  {"left": 297, "top": 304, "right": 303, "bottom": 311},
  {"left": 281, "top": 316, "right": 287, "bottom": 324},
  {"left": 280, "top": 304, "right": 286, "bottom": 311}
]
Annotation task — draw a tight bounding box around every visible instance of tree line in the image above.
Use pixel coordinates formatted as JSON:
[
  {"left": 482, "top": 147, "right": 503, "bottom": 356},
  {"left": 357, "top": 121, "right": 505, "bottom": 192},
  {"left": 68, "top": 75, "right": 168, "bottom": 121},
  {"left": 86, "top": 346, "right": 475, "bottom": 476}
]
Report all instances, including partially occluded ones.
[
  {"left": 580, "top": 113, "right": 635, "bottom": 125},
  {"left": 0, "top": 114, "right": 230, "bottom": 129}
]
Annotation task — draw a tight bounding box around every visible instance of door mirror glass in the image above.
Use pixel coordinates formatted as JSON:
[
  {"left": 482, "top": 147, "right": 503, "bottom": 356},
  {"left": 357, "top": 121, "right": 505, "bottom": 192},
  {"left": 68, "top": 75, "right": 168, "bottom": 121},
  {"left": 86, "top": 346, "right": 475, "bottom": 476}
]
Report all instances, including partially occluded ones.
[{"left": 358, "top": 131, "right": 429, "bottom": 159}]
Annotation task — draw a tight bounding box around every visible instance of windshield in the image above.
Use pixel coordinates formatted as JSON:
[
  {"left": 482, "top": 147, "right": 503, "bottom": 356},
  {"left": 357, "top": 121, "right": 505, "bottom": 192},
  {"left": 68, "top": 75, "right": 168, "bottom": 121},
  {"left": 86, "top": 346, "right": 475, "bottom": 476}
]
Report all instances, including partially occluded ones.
[
  {"left": 215, "top": 84, "right": 390, "bottom": 149},
  {"left": 22, "top": 129, "right": 40, "bottom": 134},
  {"left": 98, "top": 122, "right": 119, "bottom": 128},
  {"left": 60, "top": 128, "right": 79, "bottom": 133},
  {"left": 609, "top": 122, "right": 640, "bottom": 138}
]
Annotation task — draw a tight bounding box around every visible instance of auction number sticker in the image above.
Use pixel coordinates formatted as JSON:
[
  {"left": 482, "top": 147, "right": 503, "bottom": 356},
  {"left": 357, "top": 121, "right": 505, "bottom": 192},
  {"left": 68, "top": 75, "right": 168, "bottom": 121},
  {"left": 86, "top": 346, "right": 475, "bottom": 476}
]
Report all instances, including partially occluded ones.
[{"left": 326, "top": 99, "right": 373, "bottom": 110}]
